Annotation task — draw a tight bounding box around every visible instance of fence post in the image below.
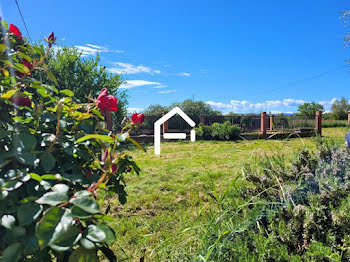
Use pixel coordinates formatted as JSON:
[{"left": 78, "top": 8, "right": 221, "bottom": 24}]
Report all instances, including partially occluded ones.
[
  {"left": 315, "top": 111, "right": 322, "bottom": 136},
  {"left": 200, "top": 114, "right": 205, "bottom": 125},
  {"left": 261, "top": 112, "right": 267, "bottom": 135},
  {"left": 162, "top": 111, "right": 168, "bottom": 134},
  {"left": 270, "top": 115, "right": 274, "bottom": 131},
  {"left": 105, "top": 110, "right": 112, "bottom": 131},
  {"left": 348, "top": 111, "right": 350, "bottom": 125}
]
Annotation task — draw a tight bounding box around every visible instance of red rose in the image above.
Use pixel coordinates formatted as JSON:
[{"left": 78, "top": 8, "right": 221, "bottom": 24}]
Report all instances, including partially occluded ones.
[
  {"left": 131, "top": 113, "right": 145, "bottom": 124},
  {"left": 10, "top": 96, "right": 31, "bottom": 107},
  {"left": 96, "top": 88, "right": 118, "bottom": 113},
  {"left": 9, "top": 24, "right": 22, "bottom": 39}
]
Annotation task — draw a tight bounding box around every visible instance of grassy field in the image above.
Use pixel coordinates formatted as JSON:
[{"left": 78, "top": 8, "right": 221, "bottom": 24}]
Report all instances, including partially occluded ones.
[{"left": 108, "top": 127, "right": 349, "bottom": 261}]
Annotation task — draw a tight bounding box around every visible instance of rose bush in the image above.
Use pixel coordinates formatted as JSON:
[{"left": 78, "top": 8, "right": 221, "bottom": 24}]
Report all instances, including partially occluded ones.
[{"left": 0, "top": 21, "right": 145, "bottom": 261}]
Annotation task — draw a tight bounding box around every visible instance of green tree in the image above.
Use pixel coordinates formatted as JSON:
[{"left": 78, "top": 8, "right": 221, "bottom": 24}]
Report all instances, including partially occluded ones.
[
  {"left": 143, "top": 104, "right": 168, "bottom": 115},
  {"left": 331, "top": 97, "right": 350, "bottom": 120},
  {"left": 33, "top": 46, "right": 128, "bottom": 123},
  {"left": 171, "top": 99, "right": 222, "bottom": 116},
  {"left": 297, "top": 102, "right": 324, "bottom": 117}
]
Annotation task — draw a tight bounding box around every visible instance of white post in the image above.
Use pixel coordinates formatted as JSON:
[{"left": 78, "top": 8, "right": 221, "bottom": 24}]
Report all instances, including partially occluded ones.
[
  {"left": 190, "top": 129, "right": 195, "bottom": 142},
  {"left": 154, "top": 123, "right": 161, "bottom": 155}
]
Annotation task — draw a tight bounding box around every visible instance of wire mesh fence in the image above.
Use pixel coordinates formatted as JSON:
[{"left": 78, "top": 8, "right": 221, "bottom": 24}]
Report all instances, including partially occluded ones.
[
  {"left": 271, "top": 115, "right": 315, "bottom": 132},
  {"left": 202, "top": 114, "right": 261, "bottom": 133},
  {"left": 114, "top": 113, "right": 317, "bottom": 135}
]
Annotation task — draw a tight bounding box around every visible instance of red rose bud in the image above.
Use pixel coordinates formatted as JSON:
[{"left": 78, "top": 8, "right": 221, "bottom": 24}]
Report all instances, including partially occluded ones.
[
  {"left": 96, "top": 88, "right": 118, "bottom": 113},
  {"left": 9, "top": 24, "right": 22, "bottom": 39},
  {"left": 10, "top": 96, "right": 31, "bottom": 107},
  {"left": 101, "top": 148, "right": 109, "bottom": 162},
  {"left": 48, "top": 32, "right": 55, "bottom": 42},
  {"left": 131, "top": 113, "right": 145, "bottom": 124},
  {"left": 47, "top": 32, "right": 56, "bottom": 47},
  {"left": 101, "top": 148, "right": 117, "bottom": 174}
]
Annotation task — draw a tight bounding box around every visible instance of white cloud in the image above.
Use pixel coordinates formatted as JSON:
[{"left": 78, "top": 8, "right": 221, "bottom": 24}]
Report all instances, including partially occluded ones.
[
  {"left": 120, "top": 80, "right": 163, "bottom": 89},
  {"left": 158, "top": 89, "right": 176, "bottom": 94},
  {"left": 318, "top": 98, "right": 338, "bottom": 108},
  {"left": 151, "top": 84, "right": 167, "bottom": 89},
  {"left": 74, "top": 44, "right": 123, "bottom": 56},
  {"left": 107, "top": 62, "right": 161, "bottom": 75},
  {"left": 127, "top": 107, "right": 144, "bottom": 113},
  {"left": 178, "top": 72, "right": 191, "bottom": 77},
  {"left": 206, "top": 98, "right": 339, "bottom": 113}
]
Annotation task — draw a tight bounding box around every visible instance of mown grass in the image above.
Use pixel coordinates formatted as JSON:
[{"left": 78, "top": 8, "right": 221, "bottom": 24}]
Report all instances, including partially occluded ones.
[{"left": 108, "top": 127, "right": 349, "bottom": 261}]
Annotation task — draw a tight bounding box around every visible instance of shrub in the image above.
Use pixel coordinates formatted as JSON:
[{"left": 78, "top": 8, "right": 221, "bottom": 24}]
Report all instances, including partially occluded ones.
[
  {"left": 195, "top": 124, "right": 212, "bottom": 140},
  {"left": 196, "top": 121, "right": 241, "bottom": 141},
  {"left": 322, "top": 121, "right": 348, "bottom": 128},
  {"left": 196, "top": 139, "right": 350, "bottom": 261},
  {"left": 0, "top": 21, "right": 144, "bottom": 261},
  {"left": 211, "top": 121, "right": 241, "bottom": 141}
]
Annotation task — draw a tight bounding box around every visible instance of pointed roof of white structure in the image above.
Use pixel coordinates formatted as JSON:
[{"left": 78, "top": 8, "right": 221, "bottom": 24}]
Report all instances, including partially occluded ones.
[{"left": 154, "top": 107, "right": 195, "bottom": 127}]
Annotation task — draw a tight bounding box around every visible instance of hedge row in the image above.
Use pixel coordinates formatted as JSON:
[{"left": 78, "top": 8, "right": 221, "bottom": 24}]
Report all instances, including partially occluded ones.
[{"left": 195, "top": 121, "right": 241, "bottom": 141}]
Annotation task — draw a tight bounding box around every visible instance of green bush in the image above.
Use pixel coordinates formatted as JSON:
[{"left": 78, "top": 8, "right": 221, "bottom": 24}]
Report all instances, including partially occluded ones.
[
  {"left": 195, "top": 139, "right": 350, "bottom": 261},
  {"left": 196, "top": 121, "right": 241, "bottom": 141},
  {"left": 212, "top": 121, "right": 241, "bottom": 141},
  {"left": 322, "top": 121, "right": 348, "bottom": 128},
  {"left": 0, "top": 21, "right": 145, "bottom": 261},
  {"left": 195, "top": 124, "right": 212, "bottom": 140}
]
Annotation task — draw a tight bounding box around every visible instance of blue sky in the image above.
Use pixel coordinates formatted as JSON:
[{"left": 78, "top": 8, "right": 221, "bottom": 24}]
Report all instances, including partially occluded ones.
[{"left": 2, "top": 0, "right": 350, "bottom": 113}]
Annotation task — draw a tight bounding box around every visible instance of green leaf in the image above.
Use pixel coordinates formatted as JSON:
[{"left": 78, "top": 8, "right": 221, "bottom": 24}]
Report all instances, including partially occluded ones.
[
  {"left": 36, "top": 192, "right": 68, "bottom": 206},
  {"left": 12, "top": 116, "right": 32, "bottom": 123},
  {"left": 30, "top": 173, "right": 42, "bottom": 182},
  {"left": 16, "top": 153, "right": 37, "bottom": 166},
  {"left": 74, "top": 190, "right": 92, "bottom": 198},
  {"left": 127, "top": 137, "right": 146, "bottom": 152},
  {"left": 40, "top": 153, "right": 56, "bottom": 172},
  {"left": 70, "top": 197, "right": 100, "bottom": 214},
  {"left": 2, "top": 242, "right": 23, "bottom": 262},
  {"left": 36, "top": 88, "right": 49, "bottom": 98},
  {"left": 71, "top": 206, "right": 92, "bottom": 219},
  {"left": 60, "top": 89, "right": 74, "bottom": 97},
  {"left": 17, "top": 52, "right": 32, "bottom": 63},
  {"left": 76, "top": 134, "right": 114, "bottom": 144},
  {"left": 96, "top": 223, "right": 115, "bottom": 245},
  {"left": 1, "top": 89, "right": 16, "bottom": 99},
  {"left": 0, "top": 43, "right": 9, "bottom": 52},
  {"left": 0, "top": 215, "right": 16, "bottom": 229},
  {"left": 86, "top": 224, "right": 106, "bottom": 243},
  {"left": 91, "top": 109, "right": 104, "bottom": 120},
  {"left": 52, "top": 184, "right": 69, "bottom": 194},
  {"left": 13, "top": 133, "right": 37, "bottom": 151},
  {"left": 80, "top": 238, "right": 96, "bottom": 250},
  {"left": 68, "top": 247, "right": 97, "bottom": 262},
  {"left": 0, "top": 129, "right": 10, "bottom": 139},
  {"left": 36, "top": 207, "right": 64, "bottom": 248},
  {"left": 41, "top": 174, "right": 61, "bottom": 180},
  {"left": 4, "top": 226, "right": 26, "bottom": 243},
  {"left": 17, "top": 202, "right": 43, "bottom": 226},
  {"left": 13, "top": 63, "right": 28, "bottom": 74},
  {"left": 116, "top": 133, "right": 129, "bottom": 142},
  {"left": 48, "top": 210, "right": 81, "bottom": 251},
  {"left": 46, "top": 71, "right": 58, "bottom": 86}
]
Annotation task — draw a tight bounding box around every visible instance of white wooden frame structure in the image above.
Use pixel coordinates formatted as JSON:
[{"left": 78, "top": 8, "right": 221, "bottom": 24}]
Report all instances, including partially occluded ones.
[{"left": 154, "top": 107, "right": 196, "bottom": 155}]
